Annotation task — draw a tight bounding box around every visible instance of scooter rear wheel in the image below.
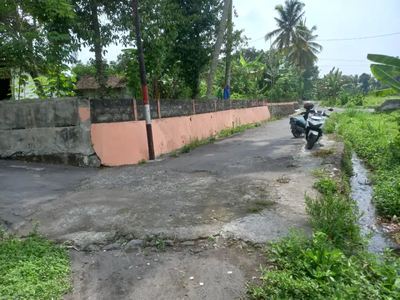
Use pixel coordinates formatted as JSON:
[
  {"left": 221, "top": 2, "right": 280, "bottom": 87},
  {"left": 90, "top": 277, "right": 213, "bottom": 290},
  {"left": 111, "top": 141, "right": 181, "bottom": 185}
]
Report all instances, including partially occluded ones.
[{"left": 292, "top": 129, "right": 301, "bottom": 138}]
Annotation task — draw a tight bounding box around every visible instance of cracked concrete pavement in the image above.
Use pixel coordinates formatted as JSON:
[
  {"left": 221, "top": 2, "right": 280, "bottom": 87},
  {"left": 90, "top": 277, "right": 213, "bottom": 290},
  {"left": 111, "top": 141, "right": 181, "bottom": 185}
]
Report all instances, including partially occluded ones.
[
  {"left": 0, "top": 115, "right": 342, "bottom": 299},
  {"left": 1, "top": 116, "right": 321, "bottom": 247}
]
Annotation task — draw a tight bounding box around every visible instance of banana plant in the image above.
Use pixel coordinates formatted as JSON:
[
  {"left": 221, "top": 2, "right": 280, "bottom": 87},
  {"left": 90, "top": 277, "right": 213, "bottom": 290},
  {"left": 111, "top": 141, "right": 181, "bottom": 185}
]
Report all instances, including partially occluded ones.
[{"left": 367, "top": 54, "right": 400, "bottom": 95}]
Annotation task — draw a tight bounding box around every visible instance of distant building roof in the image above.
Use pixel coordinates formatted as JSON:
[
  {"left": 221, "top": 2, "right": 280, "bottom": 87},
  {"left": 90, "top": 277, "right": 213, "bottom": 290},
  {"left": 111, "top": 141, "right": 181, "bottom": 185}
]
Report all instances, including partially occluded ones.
[{"left": 76, "top": 75, "right": 126, "bottom": 90}]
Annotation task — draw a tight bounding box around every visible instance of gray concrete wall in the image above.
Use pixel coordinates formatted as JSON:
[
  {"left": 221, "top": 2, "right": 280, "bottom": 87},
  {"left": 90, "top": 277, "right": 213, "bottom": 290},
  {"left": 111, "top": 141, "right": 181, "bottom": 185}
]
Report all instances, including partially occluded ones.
[
  {"left": 375, "top": 99, "right": 400, "bottom": 111},
  {"left": 268, "top": 103, "right": 296, "bottom": 117},
  {"left": 90, "top": 99, "right": 277, "bottom": 123},
  {"left": 0, "top": 97, "right": 99, "bottom": 166}
]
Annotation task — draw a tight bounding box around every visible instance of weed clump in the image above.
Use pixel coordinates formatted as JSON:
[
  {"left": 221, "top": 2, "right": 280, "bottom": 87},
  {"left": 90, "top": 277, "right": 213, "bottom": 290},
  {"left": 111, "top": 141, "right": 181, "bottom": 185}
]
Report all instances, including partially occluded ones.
[{"left": 0, "top": 226, "right": 71, "bottom": 299}]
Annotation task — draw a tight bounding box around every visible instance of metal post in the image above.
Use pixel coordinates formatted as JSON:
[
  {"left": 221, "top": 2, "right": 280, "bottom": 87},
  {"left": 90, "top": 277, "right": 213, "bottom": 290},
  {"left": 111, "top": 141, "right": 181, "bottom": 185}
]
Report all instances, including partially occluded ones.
[{"left": 133, "top": 0, "right": 155, "bottom": 160}]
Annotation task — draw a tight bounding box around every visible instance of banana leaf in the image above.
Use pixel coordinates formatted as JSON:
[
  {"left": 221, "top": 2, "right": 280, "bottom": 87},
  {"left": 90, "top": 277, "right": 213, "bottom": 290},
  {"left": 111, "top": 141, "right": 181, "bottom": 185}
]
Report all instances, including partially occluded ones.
[
  {"left": 370, "top": 64, "right": 400, "bottom": 93},
  {"left": 367, "top": 54, "right": 400, "bottom": 68}
]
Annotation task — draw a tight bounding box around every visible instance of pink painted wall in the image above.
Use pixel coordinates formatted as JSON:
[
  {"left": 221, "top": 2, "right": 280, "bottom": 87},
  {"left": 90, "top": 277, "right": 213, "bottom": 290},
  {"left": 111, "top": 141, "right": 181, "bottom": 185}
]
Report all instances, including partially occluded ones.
[
  {"left": 78, "top": 107, "right": 90, "bottom": 122},
  {"left": 91, "top": 103, "right": 295, "bottom": 166}
]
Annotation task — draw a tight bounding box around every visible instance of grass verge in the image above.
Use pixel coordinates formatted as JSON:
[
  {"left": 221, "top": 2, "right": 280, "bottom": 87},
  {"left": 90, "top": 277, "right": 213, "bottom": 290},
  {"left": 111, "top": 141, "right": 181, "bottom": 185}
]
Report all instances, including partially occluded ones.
[
  {"left": 248, "top": 160, "right": 400, "bottom": 299},
  {"left": 328, "top": 110, "right": 400, "bottom": 217},
  {"left": 0, "top": 227, "right": 71, "bottom": 299}
]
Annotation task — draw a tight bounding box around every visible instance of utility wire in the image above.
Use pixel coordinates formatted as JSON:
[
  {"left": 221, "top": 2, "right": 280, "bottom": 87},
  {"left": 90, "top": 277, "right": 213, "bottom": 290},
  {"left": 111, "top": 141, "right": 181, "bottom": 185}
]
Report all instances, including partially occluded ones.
[
  {"left": 318, "top": 59, "right": 367, "bottom": 62},
  {"left": 248, "top": 31, "right": 400, "bottom": 44}
]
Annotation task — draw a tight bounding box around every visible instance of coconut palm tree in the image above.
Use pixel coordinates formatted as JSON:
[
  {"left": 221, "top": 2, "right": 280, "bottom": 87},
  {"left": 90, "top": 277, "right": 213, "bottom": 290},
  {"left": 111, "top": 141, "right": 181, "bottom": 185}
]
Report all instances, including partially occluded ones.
[
  {"left": 265, "top": 0, "right": 305, "bottom": 51},
  {"left": 287, "top": 20, "right": 323, "bottom": 72}
]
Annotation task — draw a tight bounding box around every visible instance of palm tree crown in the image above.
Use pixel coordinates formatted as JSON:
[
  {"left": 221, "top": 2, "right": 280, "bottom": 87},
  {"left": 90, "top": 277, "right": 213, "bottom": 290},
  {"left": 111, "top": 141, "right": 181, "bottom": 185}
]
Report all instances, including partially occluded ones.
[
  {"left": 265, "top": 0, "right": 322, "bottom": 71},
  {"left": 265, "top": 0, "right": 305, "bottom": 51}
]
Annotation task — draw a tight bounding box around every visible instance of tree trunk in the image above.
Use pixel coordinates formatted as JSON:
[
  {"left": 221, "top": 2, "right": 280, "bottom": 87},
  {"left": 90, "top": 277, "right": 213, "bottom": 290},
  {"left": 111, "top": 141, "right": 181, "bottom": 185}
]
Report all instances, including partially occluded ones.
[
  {"left": 224, "top": 0, "right": 233, "bottom": 86},
  {"left": 206, "top": 0, "right": 231, "bottom": 100},
  {"left": 30, "top": 67, "right": 46, "bottom": 98},
  {"left": 89, "top": 0, "right": 106, "bottom": 99}
]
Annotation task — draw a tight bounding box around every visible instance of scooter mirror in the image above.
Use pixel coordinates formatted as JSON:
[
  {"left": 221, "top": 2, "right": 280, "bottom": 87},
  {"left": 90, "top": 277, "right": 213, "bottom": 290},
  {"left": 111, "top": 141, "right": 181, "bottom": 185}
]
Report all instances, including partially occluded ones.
[{"left": 328, "top": 108, "right": 334, "bottom": 111}]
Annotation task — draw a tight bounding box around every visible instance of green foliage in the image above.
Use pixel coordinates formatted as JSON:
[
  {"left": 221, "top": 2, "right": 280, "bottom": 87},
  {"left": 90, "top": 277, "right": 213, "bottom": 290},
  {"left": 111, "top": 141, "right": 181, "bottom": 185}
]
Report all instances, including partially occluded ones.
[
  {"left": 155, "top": 239, "right": 166, "bottom": 251},
  {"left": 219, "top": 123, "right": 259, "bottom": 137},
  {"left": 0, "top": 232, "right": 71, "bottom": 299},
  {"left": 138, "top": 159, "right": 147, "bottom": 165},
  {"left": 306, "top": 193, "right": 364, "bottom": 252},
  {"left": 367, "top": 54, "right": 400, "bottom": 93},
  {"left": 268, "top": 74, "right": 303, "bottom": 102},
  {"left": 170, "top": 150, "right": 179, "bottom": 158},
  {"left": 313, "top": 178, "right": 337, "bottom": 195},
  {"left": 249, "top": 140, "right": 400, "bottom": 299},
  {"left": 312, "top": 168, "right": 328, "bottom": 178},
  {"left": 247, "top": 206, "right": 263, "bottom": 213},
  {"left": 335, "top": 111, "right": 400, "bottom": 216},
  {"left": 248, "top": 230, "right": 400, "bottom": 300},
  {"left": 180, "top": 136, "right": 215, "bottom": 153}
]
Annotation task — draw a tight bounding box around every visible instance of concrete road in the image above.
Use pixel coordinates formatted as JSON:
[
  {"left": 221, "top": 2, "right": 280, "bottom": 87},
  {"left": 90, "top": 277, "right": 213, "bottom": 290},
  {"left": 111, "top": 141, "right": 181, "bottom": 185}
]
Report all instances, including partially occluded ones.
[
  {"left": 0, "top": 116, "right": 343, "bottom": 300},
  {"left": 1, "top": 116, "right": 320, "bottom": 246}
]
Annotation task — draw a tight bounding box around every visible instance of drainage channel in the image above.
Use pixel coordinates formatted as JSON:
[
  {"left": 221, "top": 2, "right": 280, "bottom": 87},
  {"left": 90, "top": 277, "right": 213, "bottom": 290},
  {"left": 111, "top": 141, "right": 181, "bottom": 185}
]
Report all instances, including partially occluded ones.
[{"left": 350, "top": 153, "right": 397, "bottom": 254}]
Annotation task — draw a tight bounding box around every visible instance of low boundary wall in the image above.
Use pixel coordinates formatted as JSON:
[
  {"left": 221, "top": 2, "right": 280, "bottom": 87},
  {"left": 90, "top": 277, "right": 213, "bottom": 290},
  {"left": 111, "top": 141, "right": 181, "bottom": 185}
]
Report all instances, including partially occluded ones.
[
  {"left": 91, "top": 102, "right": 297, "bottom": 166},
  {"left": 0, "top": 97, "right": 100, "bottom": 166},
  {"left": 0, "top": 97, "right": 296, "bottom": 167}
]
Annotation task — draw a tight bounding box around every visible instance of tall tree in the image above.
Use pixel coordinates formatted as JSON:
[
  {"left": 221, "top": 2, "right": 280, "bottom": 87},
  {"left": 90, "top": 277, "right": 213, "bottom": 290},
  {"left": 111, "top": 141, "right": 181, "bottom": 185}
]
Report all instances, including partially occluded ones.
[
  {"left": 358, "top": 73, "right": 371, "bottom": 94},
  {"left": 73, "top": 0, "right": 129, "bottom": 98},
  {"left": 287, "top": 20, "right": 322, "bottom": 72},
  {"left": 206, "top": 0, "right": 231, "bottom": 100},
  {"left": 265, "top": 0, "right": 305, "bottom": 52},
  {"left": 224, "top": 0, "right": 233, "bottom": 86},
  {"left": 172, "top": 0, "right": 223, "bottom": 99},
  {"left": 0, "top": 0, "right": 76, "bottom": 99}
]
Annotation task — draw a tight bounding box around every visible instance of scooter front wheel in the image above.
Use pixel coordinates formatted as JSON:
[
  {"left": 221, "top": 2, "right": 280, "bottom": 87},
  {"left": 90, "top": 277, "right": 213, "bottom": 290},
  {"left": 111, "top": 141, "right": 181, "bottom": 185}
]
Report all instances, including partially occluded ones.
[{"left": 306, "top": 134, "right": 318, "bottom": 150}]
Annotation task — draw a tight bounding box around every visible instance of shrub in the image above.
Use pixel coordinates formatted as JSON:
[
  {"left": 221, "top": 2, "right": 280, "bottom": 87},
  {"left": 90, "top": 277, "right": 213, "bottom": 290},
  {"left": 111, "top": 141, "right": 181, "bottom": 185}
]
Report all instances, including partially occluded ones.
[
  {"left": 313, "top": 178, "right": 337, "bottom": 195},
  {"left": 306, "top": 194, "right": 364, "bottom": 252},
  {"left": 335, "top": 111, "right": 400, "bottom": 216},
  {"left": 247, "top": 230, "right": 400, "bottom": 300}
]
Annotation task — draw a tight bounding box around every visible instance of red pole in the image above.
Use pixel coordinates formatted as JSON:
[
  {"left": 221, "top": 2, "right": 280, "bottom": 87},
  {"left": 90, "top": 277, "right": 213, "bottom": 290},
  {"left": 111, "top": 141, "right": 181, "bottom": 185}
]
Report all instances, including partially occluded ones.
[{"left": 133, "top": 0, "right": 155, "bottom": 160}]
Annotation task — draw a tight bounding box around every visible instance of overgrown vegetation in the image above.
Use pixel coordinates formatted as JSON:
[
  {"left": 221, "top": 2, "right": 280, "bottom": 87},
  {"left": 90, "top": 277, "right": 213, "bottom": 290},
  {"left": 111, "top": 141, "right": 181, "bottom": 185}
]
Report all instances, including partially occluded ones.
[
  {"left": 219, "top": 122, "right": 261, "bottom": 137},
  {"left": 138, "top": 159, "right": 147, "bottom": 165},
  {"left": 329, "top": 110, "right": 400, "bottom": 217},
  {"left": 0, "top": 227, "right": 71, "bottom": 299},
  {"left": 248, "top": 157, "right": 400, "bottom": 299},
  {"left": 181, "top": 136, "right": 216, "bottom": 153},
  {"left": 313, "top": 178, "right": 337, "bottom": 195},
  {"left": 248, "top": 230, "right": 400, "bottom": 299}
]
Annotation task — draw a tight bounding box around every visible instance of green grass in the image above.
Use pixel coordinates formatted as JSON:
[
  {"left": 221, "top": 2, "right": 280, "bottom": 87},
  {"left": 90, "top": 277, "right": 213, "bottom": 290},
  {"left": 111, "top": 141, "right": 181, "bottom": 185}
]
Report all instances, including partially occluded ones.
[
  {"left": 0, "top": 229, "right": 71, "bottom": 299},
  {"left": 219, "top": 123, "right": 260, "bottom": 137},
  {"left": 363, "top": 95, "right": 399, "bottom": 108},
  {"left": 330, "top": 110, "right": 400, "bottom": 217},
  {"left": 311, "top": 167, "right": 328, "bottom": 178},
  {"left": 248, "top": 170, "right": 400, "bottom": 299},
  {"left": 247, "top": 206, "right": 263, "bottom": 213},
  {"left": 313, "top": 178, "right": 337, "bottom": 195},
  {"left": 322, "top": 94, "right": 399, "bottom": 109},
  {"left": 170, "top": 150, "right": 179, "bottom": 158},
  {"left": 181, "top": 136, "right": 215, "bottom": 153},
  {"left": 138, "top": 159, "right": 147, "bottom": 165}
]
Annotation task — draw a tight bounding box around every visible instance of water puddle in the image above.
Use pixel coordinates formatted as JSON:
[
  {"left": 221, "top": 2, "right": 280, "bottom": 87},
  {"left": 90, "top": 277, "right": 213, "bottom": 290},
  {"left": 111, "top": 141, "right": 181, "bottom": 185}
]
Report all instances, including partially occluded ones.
[{"left": 350, "top": 154, "right": 397, "bottom": 254}]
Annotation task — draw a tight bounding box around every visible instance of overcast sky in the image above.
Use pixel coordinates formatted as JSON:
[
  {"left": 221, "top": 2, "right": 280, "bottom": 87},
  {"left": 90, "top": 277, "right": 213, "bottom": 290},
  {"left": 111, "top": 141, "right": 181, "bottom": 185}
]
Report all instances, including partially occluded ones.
[{"left": 79, "top": 0, "right": 400, "bottom": 76}]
